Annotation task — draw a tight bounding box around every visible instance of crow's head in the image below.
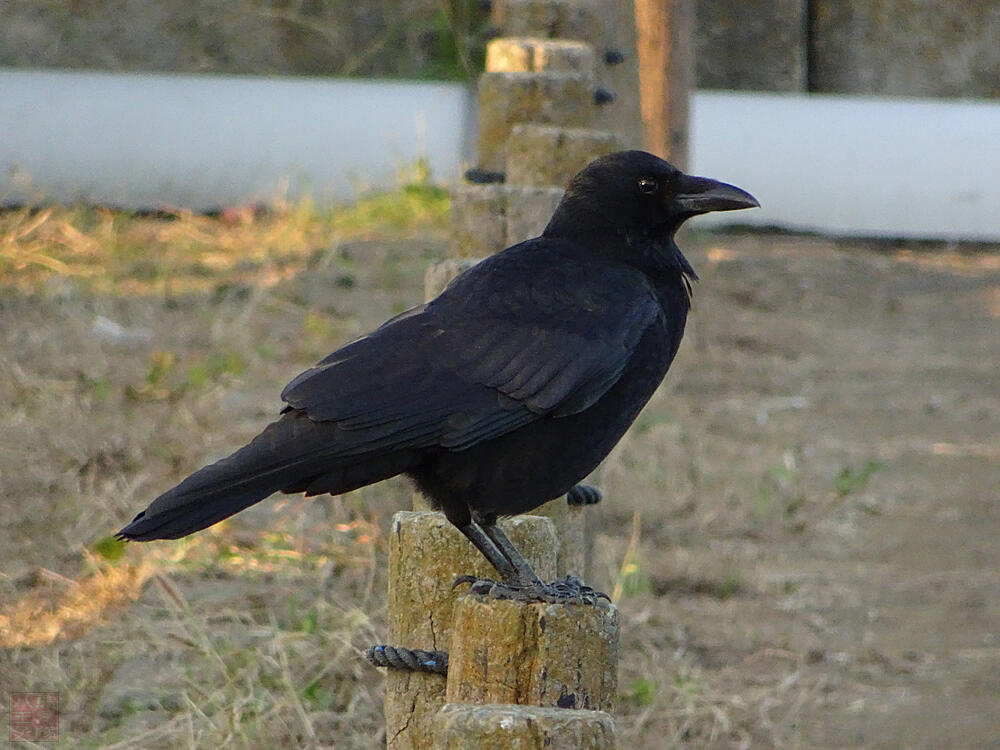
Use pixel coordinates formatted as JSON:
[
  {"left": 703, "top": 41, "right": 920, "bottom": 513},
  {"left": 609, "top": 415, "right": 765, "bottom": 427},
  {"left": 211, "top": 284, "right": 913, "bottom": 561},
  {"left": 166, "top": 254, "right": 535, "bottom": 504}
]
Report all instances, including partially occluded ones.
[{"left": 544, "top": 150, "right": 758, "bottom": 272}]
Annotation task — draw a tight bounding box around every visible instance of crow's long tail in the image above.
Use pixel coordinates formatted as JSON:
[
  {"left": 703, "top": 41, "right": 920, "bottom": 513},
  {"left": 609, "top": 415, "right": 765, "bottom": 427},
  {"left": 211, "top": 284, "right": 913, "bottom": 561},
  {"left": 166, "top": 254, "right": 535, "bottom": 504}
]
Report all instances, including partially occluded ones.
[{"left": 117, "top": 411, "right": 416, "bottom": 541}]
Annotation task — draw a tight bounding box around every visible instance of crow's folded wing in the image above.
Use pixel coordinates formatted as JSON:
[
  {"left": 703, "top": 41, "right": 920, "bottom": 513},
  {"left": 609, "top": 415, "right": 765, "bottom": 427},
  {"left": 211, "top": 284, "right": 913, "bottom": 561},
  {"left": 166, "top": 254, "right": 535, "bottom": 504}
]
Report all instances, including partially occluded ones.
[{"left": 280, "top": 241, "right": 662, "bottom": 453}]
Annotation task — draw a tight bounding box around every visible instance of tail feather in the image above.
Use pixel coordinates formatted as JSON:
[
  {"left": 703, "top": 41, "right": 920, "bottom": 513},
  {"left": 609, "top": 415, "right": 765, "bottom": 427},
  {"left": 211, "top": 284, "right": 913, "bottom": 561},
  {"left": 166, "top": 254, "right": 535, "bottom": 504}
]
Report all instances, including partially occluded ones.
[{"left": 117, "top": 411, "right": 418, "bottom": 541}]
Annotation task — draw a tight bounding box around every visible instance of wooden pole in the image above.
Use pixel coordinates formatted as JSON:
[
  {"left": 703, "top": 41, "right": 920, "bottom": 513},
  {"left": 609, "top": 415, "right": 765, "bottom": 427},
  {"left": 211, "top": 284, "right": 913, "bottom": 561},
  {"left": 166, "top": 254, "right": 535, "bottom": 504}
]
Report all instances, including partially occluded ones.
[{"left": 635, "top": 0, "right": 693, "bottom": 168}]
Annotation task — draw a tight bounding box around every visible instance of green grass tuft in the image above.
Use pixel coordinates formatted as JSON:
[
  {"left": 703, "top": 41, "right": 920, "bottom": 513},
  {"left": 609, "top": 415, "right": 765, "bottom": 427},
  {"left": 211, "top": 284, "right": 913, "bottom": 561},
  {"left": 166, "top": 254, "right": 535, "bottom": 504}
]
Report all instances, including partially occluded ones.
[
  {"left": 834, "top": 460, "right": 884, "bottom": 496},
  {"left": 93, "top": 536, "right": 127, "bottom": 562}
]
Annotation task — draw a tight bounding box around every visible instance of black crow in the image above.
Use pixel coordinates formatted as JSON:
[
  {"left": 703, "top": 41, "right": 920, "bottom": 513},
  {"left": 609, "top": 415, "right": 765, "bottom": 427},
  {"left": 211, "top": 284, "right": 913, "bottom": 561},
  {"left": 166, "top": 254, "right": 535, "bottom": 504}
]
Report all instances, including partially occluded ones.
[{"left": 118, "top": 150, "right": 757, "bottom": 601}]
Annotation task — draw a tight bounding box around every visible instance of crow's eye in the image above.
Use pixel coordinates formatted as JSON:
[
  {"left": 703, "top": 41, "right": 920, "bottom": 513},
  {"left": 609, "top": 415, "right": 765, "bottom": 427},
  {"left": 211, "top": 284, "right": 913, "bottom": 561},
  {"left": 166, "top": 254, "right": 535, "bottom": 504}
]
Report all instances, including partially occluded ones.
[{"left": 637, "top": 177, "right": 658, "bottom": 194}]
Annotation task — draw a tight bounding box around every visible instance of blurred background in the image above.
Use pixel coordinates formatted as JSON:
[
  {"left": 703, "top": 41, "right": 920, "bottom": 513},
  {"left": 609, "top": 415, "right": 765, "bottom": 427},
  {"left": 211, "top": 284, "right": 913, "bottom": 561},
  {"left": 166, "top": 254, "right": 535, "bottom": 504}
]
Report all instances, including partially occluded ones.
[
  {"left": 3, "top": 0, "right": 999, "bottom": 237},
  {"left": 1, "top": 2, "right": 998, "bottom": 749},
  {"left": 3, "top": 0, "right": 998, "bottom": 93}
]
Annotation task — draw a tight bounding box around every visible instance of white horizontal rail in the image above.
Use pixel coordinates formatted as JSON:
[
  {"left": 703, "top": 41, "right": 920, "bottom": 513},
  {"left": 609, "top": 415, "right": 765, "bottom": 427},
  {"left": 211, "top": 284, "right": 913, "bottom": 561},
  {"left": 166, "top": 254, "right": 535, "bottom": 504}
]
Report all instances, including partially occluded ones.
[
  {"left": 2, "top": 70, "right": 998, "bottom": 240},
  {"left": 0, "top": 69, "right": 474, "bottom": 210},
  {"left": 691, "top": 91, "right": 1000, "bottom": 241}
]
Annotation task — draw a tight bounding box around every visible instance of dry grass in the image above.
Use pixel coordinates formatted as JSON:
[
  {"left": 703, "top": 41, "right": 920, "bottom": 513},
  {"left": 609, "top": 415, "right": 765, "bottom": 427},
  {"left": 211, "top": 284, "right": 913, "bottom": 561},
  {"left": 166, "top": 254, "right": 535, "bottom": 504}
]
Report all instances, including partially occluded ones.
[
  {"left": 2, "top": 191, "right": 998, "bottom": 748},
  {"left": 0, "top": 178, "right": 445, "bottom": 748}
]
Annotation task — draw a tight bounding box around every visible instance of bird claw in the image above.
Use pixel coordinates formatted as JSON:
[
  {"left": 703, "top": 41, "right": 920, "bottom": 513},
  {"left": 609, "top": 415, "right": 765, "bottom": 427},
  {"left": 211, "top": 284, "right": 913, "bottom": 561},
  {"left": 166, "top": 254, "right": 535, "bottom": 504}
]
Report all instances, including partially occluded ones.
[
  {"left": 452, "top": 574, "right": 481, "bottom": 590},
  {"left": 453, "top": 573, "right": 610, "bottom": 605}
]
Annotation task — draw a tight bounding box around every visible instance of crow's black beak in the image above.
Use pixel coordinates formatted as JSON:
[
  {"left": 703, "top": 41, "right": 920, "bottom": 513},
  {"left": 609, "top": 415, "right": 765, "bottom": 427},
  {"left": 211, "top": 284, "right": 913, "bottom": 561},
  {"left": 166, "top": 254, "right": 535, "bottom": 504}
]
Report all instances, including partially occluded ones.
[{"left": 673, "top": 174, "right": 759, "bottom": 215}]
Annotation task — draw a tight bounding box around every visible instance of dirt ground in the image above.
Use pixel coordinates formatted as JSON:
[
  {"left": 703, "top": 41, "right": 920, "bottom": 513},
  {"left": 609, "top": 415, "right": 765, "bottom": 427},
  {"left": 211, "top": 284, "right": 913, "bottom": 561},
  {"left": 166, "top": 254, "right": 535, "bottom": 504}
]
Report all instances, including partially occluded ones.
[{"left": 1, "top": 205, "right": 997, "bottom": 748}]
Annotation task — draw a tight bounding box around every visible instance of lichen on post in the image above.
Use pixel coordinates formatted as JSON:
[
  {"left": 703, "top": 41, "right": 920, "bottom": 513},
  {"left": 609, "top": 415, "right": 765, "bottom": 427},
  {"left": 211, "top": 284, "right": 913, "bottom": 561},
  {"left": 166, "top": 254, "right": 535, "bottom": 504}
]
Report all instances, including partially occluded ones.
[
  {"left": 434, "top": 704, "right": 617, "bottom": 750},
  {"left": 445, "top": 594, "right": 619, "bottom": 712}
]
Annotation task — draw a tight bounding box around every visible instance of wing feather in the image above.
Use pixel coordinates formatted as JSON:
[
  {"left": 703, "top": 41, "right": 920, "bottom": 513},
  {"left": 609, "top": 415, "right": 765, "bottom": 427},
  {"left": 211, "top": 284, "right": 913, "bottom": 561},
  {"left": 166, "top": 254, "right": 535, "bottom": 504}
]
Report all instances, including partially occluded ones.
[{"left": 277, "top": 239, "right": 662, "bottom": 454}]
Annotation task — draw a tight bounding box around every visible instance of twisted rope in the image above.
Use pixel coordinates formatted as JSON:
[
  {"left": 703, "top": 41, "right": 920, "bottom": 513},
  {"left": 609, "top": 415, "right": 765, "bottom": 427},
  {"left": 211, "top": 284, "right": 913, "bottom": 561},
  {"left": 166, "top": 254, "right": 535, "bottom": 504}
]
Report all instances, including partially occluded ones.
[{"left": 364, "top": 644, "right": 449, "bottom": 675}]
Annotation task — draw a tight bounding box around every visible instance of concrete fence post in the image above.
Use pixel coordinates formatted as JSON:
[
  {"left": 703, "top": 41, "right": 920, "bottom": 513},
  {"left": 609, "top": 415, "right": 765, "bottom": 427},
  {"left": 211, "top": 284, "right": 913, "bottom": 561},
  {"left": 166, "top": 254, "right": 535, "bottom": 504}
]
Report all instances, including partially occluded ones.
[
  {"left": 490, "top": 0, "right": 644, "bottom": 149},
  {"left": 434, "top": 704, "right": 617, "bottom": 749},
  {"left": 476, "top": 71, "right": 596, "bottom": 173},
  {"left": 382, "top": 510, "right": 620, "bottom": 749},
  {"left": 384, "top": 511, "right": 558, "bottom": 750},
  {"left": 446, "top": 595, "right": 619, "bottom": 710},
  {"left": 379, "top": 3, "right": 633, "bottom": 746}
]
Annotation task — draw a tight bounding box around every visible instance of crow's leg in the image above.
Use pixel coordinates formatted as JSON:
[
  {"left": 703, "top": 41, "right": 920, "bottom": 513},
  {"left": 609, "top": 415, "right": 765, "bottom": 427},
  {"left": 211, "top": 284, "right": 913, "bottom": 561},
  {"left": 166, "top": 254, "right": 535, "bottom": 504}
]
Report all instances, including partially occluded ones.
[
  {"left": 454, "top": 520, "right": 519, "bottom": 583},
  {"left": 453, "top": 511, "right": 609, "bottom": 605},
  {"left": 479, "top": 518, "right": 545, "bottom": 587}
]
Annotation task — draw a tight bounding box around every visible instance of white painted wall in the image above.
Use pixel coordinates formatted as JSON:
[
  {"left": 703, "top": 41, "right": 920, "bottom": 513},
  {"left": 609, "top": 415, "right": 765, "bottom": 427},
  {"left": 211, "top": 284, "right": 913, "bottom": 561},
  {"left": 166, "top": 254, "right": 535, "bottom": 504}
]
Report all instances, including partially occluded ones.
[
  {"left": 0, "top": 70, "right": 475, "bottom": 210},
  {"left": 690, "top": 91, "right": 1000, "bottom": 241},
  {"left": 2, "top": 70, "right": 998, "bottom": 240}
]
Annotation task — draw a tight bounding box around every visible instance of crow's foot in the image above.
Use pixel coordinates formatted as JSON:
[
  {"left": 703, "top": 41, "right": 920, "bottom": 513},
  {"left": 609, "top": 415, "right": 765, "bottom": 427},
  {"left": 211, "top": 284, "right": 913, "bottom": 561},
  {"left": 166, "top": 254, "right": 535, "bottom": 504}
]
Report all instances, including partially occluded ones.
[{"left": 453, "top": 574, "right": 610, "bottom": 605}]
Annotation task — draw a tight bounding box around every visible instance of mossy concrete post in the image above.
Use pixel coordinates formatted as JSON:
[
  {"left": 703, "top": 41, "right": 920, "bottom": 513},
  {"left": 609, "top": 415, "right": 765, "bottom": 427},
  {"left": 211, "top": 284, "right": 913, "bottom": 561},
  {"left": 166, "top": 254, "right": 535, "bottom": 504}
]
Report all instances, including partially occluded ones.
[
  {"left": 385, "top": 511, "right": 558, "bottom": 750},
  {"left": 487, "top": 37, "right": 596, "bottom": 75},
  {"left": 504, "top": 185, "right": 565, "bottom": 245},
  {"left": 445, "top": 595, "right": 619, "bottom": 710},
  {"left": 447, "top": 183, "right": 565, "bottom": 258},
  {"left": 446, "top": 185, "right": 507, "bottom": 259},
  {"left": 433, "top": 594, "right": 620, "bottom": 748},
  {"left": 490, "top": 0, "right": 644, "bottom": 149},
  {"left": 505, "top": 123, "right": 622, "bottom": 189},
  {"left": 424, "top": 257, "right": 480, "bottom": 299},
  {"left": 435, "top": 704, "right": 617, "bottom": 749},
  {"left": 477, "top": 71, "right": 596, "bottom": 173}
]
